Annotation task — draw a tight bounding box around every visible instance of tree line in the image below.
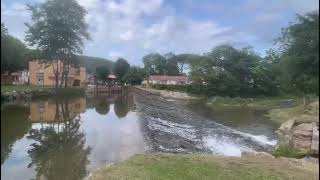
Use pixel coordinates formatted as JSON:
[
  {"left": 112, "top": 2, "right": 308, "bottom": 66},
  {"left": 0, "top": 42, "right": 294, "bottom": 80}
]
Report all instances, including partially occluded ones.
[
  {"left": 142, "top": 11, "right": 319, "bottom": 97},
  {"left": 1, "top": 0, "right": 318, "bottom": 96}
]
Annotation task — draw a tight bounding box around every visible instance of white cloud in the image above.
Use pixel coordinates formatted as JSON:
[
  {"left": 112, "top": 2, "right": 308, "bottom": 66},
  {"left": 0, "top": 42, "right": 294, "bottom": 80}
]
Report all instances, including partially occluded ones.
[{"left": 2, "top": 0, "right": 318, "bottom": 65}]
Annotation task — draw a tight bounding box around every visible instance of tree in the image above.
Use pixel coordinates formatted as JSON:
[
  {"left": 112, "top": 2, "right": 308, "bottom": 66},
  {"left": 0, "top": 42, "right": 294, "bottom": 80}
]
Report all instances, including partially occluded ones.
[
  {"left": 275, "top": 11, "right": 319, "bottom": 94},
  {"left": 95, "top": 66, "right": 110, "bottom": 84},
  {"left": 25, "top": 0, "right": 90, "bottom": 88},
  {"left": 122, "top": 66, "right": 147, "bottom": 85},
  {"left": 1, "top": 23, "right": 29, "bottom": 74},
  {"left": 142, "top": 53, "right": 167, "bottom": 75},
  {"left": 164, "top": 53, "right": 179, "bottom": 76},
  {"left": 113, "top": 58, "right": 130, "bottom": 82}
]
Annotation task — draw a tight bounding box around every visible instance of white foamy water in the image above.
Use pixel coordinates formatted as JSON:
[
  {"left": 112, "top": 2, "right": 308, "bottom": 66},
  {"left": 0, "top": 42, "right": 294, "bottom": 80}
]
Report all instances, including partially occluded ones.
[
  {"left": 203, "top": 135, "right": 252, "bottom": 156},
  {"left": 147, "top": 117, "right": 198, "bottom": 141}
]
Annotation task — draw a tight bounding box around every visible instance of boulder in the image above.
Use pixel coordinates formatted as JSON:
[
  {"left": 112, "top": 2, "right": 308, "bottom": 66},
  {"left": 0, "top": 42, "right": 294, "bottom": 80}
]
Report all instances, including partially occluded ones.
[{"left": 292, "top": 123, "right": 313, "bottom": 154}]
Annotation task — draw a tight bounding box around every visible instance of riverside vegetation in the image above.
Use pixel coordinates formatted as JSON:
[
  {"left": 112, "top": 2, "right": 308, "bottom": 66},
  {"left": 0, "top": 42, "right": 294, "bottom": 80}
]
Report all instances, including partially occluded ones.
[{"left": 1, "top": 0, "right": 318, "bottom": 179}]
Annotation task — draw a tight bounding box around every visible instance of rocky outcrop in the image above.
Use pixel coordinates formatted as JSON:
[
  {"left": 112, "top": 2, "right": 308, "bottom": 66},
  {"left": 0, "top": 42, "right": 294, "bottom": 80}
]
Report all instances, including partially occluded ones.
[{"left": 276, "top": 101, "right": 319, "bottom": 156}]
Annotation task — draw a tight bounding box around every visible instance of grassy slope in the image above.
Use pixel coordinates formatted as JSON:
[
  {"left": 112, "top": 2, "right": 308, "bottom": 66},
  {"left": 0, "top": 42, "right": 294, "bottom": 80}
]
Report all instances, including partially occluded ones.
[{"left": 90, "top": 154, "right": 318, "bottom": 180}]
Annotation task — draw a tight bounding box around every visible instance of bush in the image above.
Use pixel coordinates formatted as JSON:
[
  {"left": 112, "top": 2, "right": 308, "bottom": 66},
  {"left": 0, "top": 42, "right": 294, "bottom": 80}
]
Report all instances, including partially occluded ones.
[{"left": 273, "top": 145, "right": 305, "bottom": 158}]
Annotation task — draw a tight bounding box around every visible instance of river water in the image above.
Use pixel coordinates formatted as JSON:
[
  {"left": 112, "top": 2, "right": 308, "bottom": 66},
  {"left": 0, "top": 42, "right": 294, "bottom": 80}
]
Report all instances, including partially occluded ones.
[{"left": 1, "top": 90, "right": 278, "bottom": 180}]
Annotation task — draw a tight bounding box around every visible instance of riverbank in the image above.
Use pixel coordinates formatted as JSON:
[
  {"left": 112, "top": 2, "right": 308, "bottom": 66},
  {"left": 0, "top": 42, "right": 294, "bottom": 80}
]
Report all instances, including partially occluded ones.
[
  {"left": 136, "top": 86, "right": 203, "bottom": 100},
  {"left": 1, "top": 85, "right": 85, "bottom": 102},
  {"left": 90, "top": 153, "right": 319, "bottom": 180}
]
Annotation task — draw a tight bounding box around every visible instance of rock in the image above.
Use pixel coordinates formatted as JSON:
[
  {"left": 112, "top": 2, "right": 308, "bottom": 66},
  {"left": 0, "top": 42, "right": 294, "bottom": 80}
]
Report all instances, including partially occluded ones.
[
  {"left": 292, "top": 123, "right": 313, "bottom": 154},
  {"left": 278, "top": 119, "right": 295, "bottom": 134},
  {"left": 294, "top": 123, "right": 313, "bottom": 132},
  {"left": 294, "top": 114, "right": 319, "bottom": 124},
  {"left": 305, "top": 101, "right": 319, "bottom": 115},
  {"left": 311, "top": 122, "right": 319, "bottom": 155}
]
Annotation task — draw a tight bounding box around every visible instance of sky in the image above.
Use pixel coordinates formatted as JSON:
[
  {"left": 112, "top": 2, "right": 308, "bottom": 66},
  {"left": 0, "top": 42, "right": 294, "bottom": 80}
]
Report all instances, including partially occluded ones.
[{"left": 1, "top": 0, "right": 319, "bottom": 65}]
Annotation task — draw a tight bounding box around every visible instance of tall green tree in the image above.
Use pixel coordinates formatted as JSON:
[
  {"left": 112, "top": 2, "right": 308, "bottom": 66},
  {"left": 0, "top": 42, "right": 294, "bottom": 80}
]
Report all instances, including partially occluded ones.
[
  {"left": 122, "top": 66, "right": 147, "bottom": 85},
  {"left": 164, "top": 53, "right": 179, "bottom": 76},
  {"left": 25, "top": 0, "right": 90, "bottom": 88},
  {"left": 95, "top": 66, "right": 110, "bottom": 84},
  {"left": 275, "top": 11, "right": 319, "bottom": 94},
  {"left": 1, "top": 23, "right": 29, "bottom": 74},
  {"left": 113, "top": 58, "right": 130, "bottom": 82},
  {"left": 142, "top": 53, "right": 167, "bottom": 75}
]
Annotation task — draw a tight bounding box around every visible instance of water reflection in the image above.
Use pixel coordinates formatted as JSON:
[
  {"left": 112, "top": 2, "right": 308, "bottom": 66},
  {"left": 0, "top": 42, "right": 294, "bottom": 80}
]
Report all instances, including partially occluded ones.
[
  {"left": 1, "top": 105, "right": 31, "bottom": 164},
  {"left": 86, "top": 93, "right": 135, "bottom": 118},
  {"left": 114, "top": 95, "right": 135, "bottom": 118},
  {"left": 27, "top": 99, "right": 91, "bottom": 180},
  {"left": 1, "top": 93, "right": 145, "bottom": 180}
]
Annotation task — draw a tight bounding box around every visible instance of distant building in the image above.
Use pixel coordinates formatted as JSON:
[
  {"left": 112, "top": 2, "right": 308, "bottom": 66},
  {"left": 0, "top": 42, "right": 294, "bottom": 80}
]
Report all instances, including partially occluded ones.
[
  {"left": 148, "top": 75, "right": 191, "bottom": 85},
  {"left": 1, "top": 70, "right": 29, "bottom": 85},
  {"left": 29, "top": 60, "right": 86, "bottom": 86}
]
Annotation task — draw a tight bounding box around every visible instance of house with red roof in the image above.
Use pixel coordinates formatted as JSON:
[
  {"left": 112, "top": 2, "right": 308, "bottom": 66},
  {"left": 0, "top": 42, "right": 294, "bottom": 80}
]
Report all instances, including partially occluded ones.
[{"left": 148, "top": 75, "right": 191, "bottom": 85}]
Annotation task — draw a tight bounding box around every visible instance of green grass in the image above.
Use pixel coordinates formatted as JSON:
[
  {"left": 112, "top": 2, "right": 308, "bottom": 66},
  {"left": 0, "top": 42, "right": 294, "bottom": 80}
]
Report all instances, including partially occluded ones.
[
  {"left": 1, "top": 85, "right": 50, "bottom": 93},
  {"left": 266, "top": 104, "right": 305, "bottom": 125},
  {"left": 207, "top": 96, "right": 301, "bottom": 109},
  {"left": 1, "top": 85, "right": 85, "bottom": 99},
  {"left": 273, "top": 145, "right": 305, "bottom": 158},
  {"left": 90, "top": 153, "right": 318, "bottom": 180}
]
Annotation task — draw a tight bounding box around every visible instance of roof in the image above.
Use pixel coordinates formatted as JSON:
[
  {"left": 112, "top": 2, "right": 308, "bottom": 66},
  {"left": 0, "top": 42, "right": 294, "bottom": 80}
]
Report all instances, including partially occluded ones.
[
  {"left": 149, "top": 75, "right": 190, "bottom": 81},
  {"left": 107, "top": 74, "right": 117, "bottom": 79}
]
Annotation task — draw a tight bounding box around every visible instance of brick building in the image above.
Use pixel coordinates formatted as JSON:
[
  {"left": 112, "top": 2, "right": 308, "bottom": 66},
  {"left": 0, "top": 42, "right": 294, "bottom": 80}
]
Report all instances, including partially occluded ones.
[{"left": 29, "top": 60, "right": 86, "bottom": 86}]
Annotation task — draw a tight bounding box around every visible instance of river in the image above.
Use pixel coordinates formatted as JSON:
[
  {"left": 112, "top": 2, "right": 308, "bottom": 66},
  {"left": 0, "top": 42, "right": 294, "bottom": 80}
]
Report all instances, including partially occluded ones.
[{"left": 1, "top": 90, "right": 278, "bottom": 180}]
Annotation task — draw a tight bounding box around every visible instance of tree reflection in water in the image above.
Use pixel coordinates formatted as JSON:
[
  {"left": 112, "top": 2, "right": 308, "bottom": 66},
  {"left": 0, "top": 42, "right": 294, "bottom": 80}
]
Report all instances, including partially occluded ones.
[
  {"left": 27, "top": 99, "right": 91, "bottom": 180},
  {"left": 1, "top": 105, "right": 31, "bottom": 164},
  {"left": 114, "top": 94, "right": 135, "bottom": 118},
  {"left": 94, "top": 99, "right": 110, "bottom": 115}
]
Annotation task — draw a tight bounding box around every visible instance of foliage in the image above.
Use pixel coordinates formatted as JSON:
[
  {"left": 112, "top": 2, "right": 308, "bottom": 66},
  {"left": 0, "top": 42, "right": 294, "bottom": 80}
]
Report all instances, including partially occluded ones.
[
  {"left": 273, "top": 145, "right": 305, "bottom": 158},
  {"left": 25, "top": 0, "right": 90, "bottom": 88},
  {"left": 113, "top": 58, "right": 130, "bottom": 82},
  {"left": 143, "top": 53, "right": 167, "bottom": 75},
  {"left": 274, "top": 11, "right": 319, "bottom": 95},
  {"left": 1, "top": 23, "right": 29, "bottom": 73},
  {"left": 187, "top": 45, "right": 277, "bottom": 97},
  {"left": 95, "top": 66, "right": 110, "bottom": 83},
  {"left": 122, "top": 66, "right": 147, "bottom": 85},
  {"left": 142, "top": 52, "right": 195, "bottom": 76}
]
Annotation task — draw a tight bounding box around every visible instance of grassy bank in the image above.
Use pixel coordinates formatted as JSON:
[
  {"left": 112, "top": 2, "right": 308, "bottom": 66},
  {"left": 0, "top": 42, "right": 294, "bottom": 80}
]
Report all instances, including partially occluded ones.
[{"left": 90, "top": 153, "right": 318, "bottom": 180}]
